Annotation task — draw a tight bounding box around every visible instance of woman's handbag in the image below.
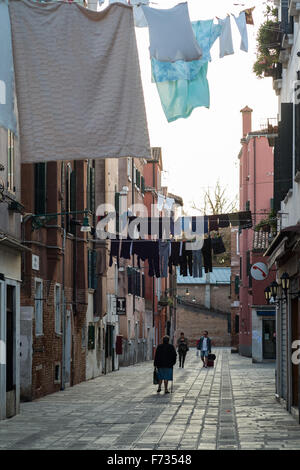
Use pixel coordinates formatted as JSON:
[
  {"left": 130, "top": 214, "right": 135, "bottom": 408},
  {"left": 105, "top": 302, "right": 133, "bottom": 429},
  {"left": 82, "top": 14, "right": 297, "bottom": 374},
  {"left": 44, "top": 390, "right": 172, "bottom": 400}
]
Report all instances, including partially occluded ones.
[{"left": 153, "top": 367, "right": 159, "bottom": 385}]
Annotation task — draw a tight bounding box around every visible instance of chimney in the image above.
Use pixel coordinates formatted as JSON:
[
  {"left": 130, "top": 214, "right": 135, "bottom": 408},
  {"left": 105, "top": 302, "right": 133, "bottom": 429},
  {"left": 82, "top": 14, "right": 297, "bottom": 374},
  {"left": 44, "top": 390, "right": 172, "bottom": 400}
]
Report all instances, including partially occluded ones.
[{"left": 240, "top": 106, "right": 253, "bottom": 138}]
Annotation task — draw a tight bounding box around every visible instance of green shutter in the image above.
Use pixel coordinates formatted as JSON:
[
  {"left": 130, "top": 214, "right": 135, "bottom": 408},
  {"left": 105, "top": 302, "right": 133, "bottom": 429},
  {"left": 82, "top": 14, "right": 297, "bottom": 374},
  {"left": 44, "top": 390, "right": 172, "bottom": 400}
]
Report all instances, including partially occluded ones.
[
  {"left": 127, "top": 267, "right": 132, "bottom": 294},
  {"left": 141, "top": 176, "right": 145, "bottom": 194},
  {"left": 245, "top": 200, "right": 250, "bottom": 211},
  {"left": 270, "top": 198, "right": 274, "bottom": 210},
  {"left": 142, "top": 273, "right": 145, "bottom": 298},
  {"left": 35, "top": 163, "right": 47, "bottom": 215},
  {"left": 136, "top": 170, "right": 141, "bottom": 188},
  {"left": 92, "top": 250, "right": 97, "bottom": 290}
]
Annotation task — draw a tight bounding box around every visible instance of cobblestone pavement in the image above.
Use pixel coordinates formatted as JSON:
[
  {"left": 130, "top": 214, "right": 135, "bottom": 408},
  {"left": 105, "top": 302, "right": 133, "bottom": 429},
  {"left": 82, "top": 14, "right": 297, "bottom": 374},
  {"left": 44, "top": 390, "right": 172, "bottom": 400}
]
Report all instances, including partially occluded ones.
[{"left": 1, "top": 348, "right": 300, "bottom": 450}]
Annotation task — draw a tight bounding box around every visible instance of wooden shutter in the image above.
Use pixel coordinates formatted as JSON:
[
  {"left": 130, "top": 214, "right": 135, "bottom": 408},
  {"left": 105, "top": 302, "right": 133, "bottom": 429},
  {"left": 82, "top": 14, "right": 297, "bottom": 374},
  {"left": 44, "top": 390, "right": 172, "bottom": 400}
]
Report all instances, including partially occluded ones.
[
  {"left": 274, "top": 103, "right": 293, "bottom": 212},
  {"left": 141, "top": 176, "right": 145, "bottom": 194}
]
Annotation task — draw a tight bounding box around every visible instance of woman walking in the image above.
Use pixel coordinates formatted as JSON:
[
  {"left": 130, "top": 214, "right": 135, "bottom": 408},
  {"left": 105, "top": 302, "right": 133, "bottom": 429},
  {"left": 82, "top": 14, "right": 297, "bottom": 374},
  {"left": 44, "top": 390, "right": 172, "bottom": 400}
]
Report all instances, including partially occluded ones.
[{"left": 154, "top": 335, "right": 177, "bottom": 394}]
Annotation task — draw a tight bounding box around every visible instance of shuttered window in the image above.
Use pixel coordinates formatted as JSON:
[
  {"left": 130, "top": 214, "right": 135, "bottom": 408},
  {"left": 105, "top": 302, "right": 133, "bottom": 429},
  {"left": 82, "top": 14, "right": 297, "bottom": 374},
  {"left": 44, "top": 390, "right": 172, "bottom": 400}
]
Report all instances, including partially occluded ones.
[
  {"left": 295, "top": 101, "right": 300, "bottom": 175},
  {"left": 274, "top": 103, "right": 293, "bottom": 211},
  {"left": 141, "top": 176, "right": 145, "bottom": 194},
  {"left": 115, "top": 191, "right": 120, "bottom": 234},
  {"left": 234, "top": 276, "right": 240, "bottom": 295},
  {"left": 34, "top": 163, "right": 47, "bottom": 215}
]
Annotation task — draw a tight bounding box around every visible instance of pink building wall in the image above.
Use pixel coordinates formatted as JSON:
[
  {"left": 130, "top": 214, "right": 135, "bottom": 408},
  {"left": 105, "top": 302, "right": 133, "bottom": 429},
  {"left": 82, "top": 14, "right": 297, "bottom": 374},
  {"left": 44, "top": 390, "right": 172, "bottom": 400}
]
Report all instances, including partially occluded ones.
[{"left": 238, "top": 107, "right": 274, "bottom": 357}]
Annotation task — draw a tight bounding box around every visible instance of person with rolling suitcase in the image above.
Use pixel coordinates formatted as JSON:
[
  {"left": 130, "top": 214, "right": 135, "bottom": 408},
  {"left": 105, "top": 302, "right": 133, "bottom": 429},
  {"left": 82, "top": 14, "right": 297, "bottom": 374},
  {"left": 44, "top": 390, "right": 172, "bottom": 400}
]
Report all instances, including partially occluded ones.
[{"left": 197, "top": 330, "right": 212, "bottom": 368}]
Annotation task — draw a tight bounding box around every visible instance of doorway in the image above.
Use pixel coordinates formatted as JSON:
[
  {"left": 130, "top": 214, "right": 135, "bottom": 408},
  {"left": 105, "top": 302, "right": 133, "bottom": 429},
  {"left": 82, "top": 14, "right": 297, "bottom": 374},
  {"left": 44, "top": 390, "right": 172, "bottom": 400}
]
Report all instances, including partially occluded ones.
[{"left": 262, "top": 319, "right": 276, "bottom": 360}]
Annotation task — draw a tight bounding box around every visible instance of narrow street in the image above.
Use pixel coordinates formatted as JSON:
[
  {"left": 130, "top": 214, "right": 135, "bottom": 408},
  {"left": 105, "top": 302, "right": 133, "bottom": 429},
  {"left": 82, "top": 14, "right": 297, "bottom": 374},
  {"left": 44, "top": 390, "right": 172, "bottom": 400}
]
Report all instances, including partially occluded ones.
[{"left": 1, "top": 348, "right": 300, "bottom": 450}]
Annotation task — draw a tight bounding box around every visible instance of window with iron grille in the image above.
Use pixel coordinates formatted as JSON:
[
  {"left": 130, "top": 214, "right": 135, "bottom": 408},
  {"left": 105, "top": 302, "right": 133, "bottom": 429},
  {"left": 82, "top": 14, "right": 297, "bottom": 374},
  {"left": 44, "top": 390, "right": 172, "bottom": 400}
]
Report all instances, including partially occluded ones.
[
  {"left": 35, "top": 163, "right": 47, "bottom": 215},
  {"left": 88, "top": 324, "right": 95, "bottom": 350}
]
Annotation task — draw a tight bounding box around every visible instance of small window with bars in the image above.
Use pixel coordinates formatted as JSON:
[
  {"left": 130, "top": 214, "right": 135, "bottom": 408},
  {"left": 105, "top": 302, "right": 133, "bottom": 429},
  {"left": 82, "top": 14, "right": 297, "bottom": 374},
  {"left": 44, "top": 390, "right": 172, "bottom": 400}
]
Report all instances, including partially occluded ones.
[{"left": 7, "top": 130, "right": 15, "bottom": 193}]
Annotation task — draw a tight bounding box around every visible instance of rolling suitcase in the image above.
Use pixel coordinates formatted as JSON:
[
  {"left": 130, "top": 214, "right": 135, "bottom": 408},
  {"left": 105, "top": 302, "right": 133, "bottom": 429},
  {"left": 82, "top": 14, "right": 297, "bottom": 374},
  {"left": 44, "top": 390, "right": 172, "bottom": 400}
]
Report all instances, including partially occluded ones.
[{"left": 207, "top": 353, "right": 216, "bottom": 367}]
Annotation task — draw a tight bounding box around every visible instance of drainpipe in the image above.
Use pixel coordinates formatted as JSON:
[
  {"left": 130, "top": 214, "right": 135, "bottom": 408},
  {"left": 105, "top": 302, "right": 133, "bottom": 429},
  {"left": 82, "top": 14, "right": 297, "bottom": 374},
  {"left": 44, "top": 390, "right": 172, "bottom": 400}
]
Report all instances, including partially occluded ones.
[{"left": 131, "top": 158, "right": 135, "bottom": 363}]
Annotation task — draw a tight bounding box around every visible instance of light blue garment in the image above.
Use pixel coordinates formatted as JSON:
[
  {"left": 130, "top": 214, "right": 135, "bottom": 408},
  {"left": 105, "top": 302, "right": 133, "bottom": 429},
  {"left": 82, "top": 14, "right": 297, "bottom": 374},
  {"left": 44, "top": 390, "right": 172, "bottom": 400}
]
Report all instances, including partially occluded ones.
[
  {"left": 151, "top": 20, "right": 222, "bottom": 83},
  {"left": 154, "top": 20, "right": 222, "bottom": 122},
  {"left": 155, "top": 62, "right": 209, "bottom": 122},
  {"left": 0, "top": 0, "right": 17, "bottom": 134}
]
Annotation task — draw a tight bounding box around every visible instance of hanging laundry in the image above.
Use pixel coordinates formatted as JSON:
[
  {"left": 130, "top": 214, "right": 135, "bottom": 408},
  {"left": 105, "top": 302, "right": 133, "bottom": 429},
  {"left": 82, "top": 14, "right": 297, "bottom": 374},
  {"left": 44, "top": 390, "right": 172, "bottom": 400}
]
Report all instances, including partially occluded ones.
[
  {"left": 211, "top": 235, "right": 226, "bottom": 255},
  {"left": 151, "top": 19, "right": 222, "bottom": 83},
  {"left": 157, "top": 194, "right": 165, "bottom": 211},
  {"left": 120, "top": 238, "right": 132, "bottom": 259},
  {"left": 233, "top": 12, "right": 248, "bottom": 53},
  {"left": 218, "top": 16, "right": 234, "bottom": 58},
  {"left": 9, "top": 0, "right": 150, "bottom": 163},
  {"left": 109, "top": 0, "right": 127, "bottom": 3},
  {"left": 159, "top": 241, "right": 170, "bottom": 278},
  {"left": 238, "top": 211, "right": 252, "bottom": 229},
  {"left": 165, "top": 197, "right": 175, "bottom": 211},
  {"left": 243, "top": 7, "right": 255, "bottom": 25},
  {"left": 192, "top": 216, "right": 209, "bottom": 235},
  {"left": 130, "top": 0, "right": 148, "bottom": 28},
  {"left": 141, "top": 2, "right": 202, "bottom": 62},
  {"left": 192, "top": 249, "right": 203, "bottom": 278},
  {"left": 0, "top": 0, "right": 17, "bottom": 135},
  {"left": 201, "top": 237, "right": 213, "bottom": 273},
  {"left": 228, "top": 212, "right": 240, "bottom": 227},
  {"left": 168, "top": 241, "right": 181, "bottom": 274},
  {"left": 154, "top": 21, "right": 221, "bottom": 122},
  {"left": 218, "top": 214, "right": 230, "bottom": 228},
  {"left": 208, "top": 214, "right": 219, "bottom": 232},
  {"left": 179, "top": 242, "right": 193, "bottom": 277},
  {"left": 109, "top": 239, "right": 120, "bottom": 267}
]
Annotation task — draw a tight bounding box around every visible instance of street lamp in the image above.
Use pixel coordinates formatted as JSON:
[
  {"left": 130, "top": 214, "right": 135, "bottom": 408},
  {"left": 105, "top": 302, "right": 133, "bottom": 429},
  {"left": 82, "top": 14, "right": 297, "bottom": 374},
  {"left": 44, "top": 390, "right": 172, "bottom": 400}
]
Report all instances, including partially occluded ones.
[
  {"left": 185, "top": 288, "right": 190, "bottom": 296},
  {"left": 280, "top": 272, "right": 290, "bottom": 297},
  {"left": 270, "top": 281, "right": 279, "bottom": 300},
  {"left": 264, "top": 286, "right": 271, "bottom": 304},
  {"left": 80, "top": 216, "right": 91, "bottom": 232}
]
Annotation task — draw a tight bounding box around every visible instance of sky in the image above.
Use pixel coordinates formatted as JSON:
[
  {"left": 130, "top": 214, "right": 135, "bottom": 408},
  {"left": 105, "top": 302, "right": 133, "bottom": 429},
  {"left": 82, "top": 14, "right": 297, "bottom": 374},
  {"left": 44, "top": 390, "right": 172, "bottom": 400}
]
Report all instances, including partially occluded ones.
[
  {"left": 97, "top": 0, "right": 279, "bottom": 214},
  {"left": 132, "top": 0, "right": 278, "bottom": 214}
]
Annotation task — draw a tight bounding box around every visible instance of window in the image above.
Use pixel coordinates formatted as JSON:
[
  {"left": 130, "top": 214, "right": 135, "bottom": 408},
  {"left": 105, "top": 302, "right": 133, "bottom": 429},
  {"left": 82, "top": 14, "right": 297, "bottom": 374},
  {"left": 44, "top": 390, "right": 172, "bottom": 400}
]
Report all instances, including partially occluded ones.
[
  {"left": 133, "top": 165, "right": 137, "bottom": 185},
  {"left": 127, "top": 158, "right": 132, "bottom": 181},
  {"left": 7, "top": 130, "right": 15, "bottom": 193},
  {"left": 54, "top": 363, "right": 61, "bottom": 383},
  {"left": 245, "top": 200, "right": 250, "bottom": 211},
  {"left": 35, "top": 163, "right": 47, "bottom": 215},
  {"left": 141, "top": 176, "right": 145, "bottom": 195},
  {"left": 115, "top": 191, "right": 120, "bottom": 233},
  {"left": 55, "top": 284, "right": 61, "bottom": 334},
  {"left": 240, "top": 257, "right": 242, "bottom": 281},
  {"left": 88, "top": 324, "right": 95, "bottom": 350},
  {"left": 234, "top": 276, "right": 240, "bottom": 295},
  {"left": 35, "top": 279, "right": 43, "bottom": 335},
  {"left": 136, "top": 169, "right": 141, "bottom": 189}
]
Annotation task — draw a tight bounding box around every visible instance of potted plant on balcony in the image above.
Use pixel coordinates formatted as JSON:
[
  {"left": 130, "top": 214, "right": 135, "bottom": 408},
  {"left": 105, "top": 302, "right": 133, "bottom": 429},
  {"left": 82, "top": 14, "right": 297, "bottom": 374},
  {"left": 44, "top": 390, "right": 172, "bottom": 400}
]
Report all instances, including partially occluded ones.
[{"left": 253, "top": 6, "right": 280, "bottom": 79}]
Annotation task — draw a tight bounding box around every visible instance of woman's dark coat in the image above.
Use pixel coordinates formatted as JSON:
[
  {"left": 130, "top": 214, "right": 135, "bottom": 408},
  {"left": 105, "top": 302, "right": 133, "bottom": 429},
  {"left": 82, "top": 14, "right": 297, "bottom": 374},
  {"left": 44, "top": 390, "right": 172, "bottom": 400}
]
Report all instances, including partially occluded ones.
[{"left": 154, "top": 343, "right": 177, "bottom": 368}]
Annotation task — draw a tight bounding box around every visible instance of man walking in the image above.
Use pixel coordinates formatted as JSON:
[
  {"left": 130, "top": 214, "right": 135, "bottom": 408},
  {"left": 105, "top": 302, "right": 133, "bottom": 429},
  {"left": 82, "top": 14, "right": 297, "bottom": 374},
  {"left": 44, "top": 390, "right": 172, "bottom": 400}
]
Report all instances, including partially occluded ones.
[
  {"left": 198, "top": 330, "right": 211, "bottom": 368},
  {"left": 177, "top": 332, "right": 189, "bottom": 368}
]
